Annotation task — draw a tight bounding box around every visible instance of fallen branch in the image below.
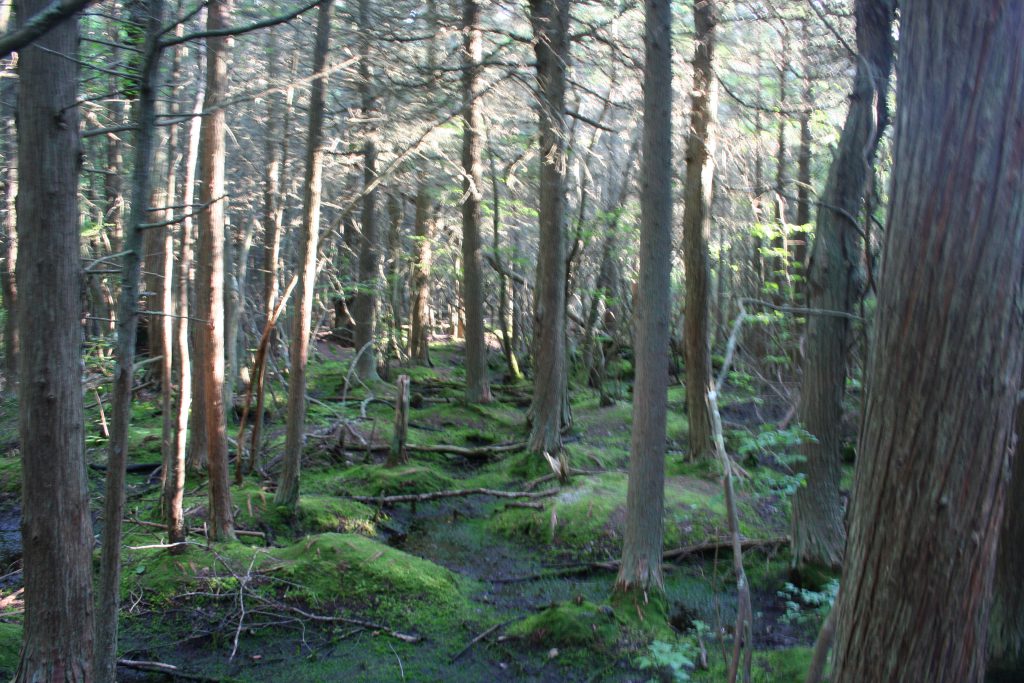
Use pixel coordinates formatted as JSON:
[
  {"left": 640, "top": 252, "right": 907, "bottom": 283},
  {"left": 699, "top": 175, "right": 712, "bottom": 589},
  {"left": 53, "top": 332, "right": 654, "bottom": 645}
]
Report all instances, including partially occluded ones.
[
  {"left": 492, "top": 537, "right": 788, "bottom": 583},
  {"left": 126, "top": 518, "right": 266, "bottom": 539},
  {"left": 451, "top": 618, "right": 515, "bottom": 662},
  {"left": 116, "top": 659, "right": 220, "bottom": 681},
  {"left": 273, "top": 602, "right": 420, "bottom": 643},
  {"left": 347, "top": 487, "right": 560, "bottom": 505},
  {"left": 406, "top": 440, "right": 525, "bottom": 458}
]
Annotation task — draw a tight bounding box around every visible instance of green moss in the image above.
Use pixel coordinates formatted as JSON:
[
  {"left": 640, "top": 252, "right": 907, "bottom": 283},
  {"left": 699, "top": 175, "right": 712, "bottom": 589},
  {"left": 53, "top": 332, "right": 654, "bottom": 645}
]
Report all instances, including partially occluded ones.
[
  {"left": 0, "top": 458, "right": 20, "bottom": 497},
  {"left": 610, "top": 587, "right": 672, "bottom": 638},
  {"left": 0, "top": 621, "right": 20, "bottom": 678},
  {"left": 265, "top": 533, "right": 476, "bottom": 633},
  {"left": 489, "top": 472, "right": 737, "bottom": 557},
  {"left": 332, "top": 463, "right": 455, "bottom": 497},
  {"left": 506, "top": 601, "right": 620, "bottom": 651},
  {"left": 297, "top": 496, "right": 377, "bottom": 536},
  {"left": 693, "top": 646, "right": 814, "bottom": 682}
]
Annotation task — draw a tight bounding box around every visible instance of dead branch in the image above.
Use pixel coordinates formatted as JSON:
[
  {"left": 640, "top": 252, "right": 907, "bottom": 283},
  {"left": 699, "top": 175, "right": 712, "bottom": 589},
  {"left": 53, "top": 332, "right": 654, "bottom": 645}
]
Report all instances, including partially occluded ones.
[
  {"left": 492, "top": 537, "right": 789, "bottom": 583},
  {"left": 347, "top": 487, "right": 560, "bottom": 505}
]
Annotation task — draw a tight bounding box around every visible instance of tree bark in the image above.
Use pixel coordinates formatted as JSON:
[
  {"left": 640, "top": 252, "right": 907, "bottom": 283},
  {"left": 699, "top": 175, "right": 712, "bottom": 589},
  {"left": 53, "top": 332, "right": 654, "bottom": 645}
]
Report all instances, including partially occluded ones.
[
  {"left": 409, "top": 183, "right": 434, "bottom": 365},
  {"left": 681, "top": 0, "right": 717, "bottom": 462},
  {"left": 352, "top": 0, "right": 379, "bottom": 381},
  {"left": 461, "top": 0, "right": 491, "bottom": 404},
  {"left": 95, "top": 2, "right": 164, "bottom": 678},
  {"left": 990, "top": 394, "right": 1024, "bottom": 671},
  {"left": 13, "top": 0, "right": 95, "bottom": 677},
  {"left": 185, "top": 76, "right": 207, "bottom": 471},
  {"left": 527, "top": 0, "right": 570, "bottom": 458},
  {"left": 613, "top": 0, "right": 672, "bottom": 612},
  {"left": 831, "top": 3, "right": 1024, "bottom": 680},
  {"left": 1, "top": 75, "right": 16, "bottom": 388},
  {"left": 790, "top": 0, "right": 894, "bottom": 572},
  {"left": 276, "top": 0, "right": 332, "bottom": 509},
  {"left": 195, "top": 0, "right": 236, "bottom": 541}
]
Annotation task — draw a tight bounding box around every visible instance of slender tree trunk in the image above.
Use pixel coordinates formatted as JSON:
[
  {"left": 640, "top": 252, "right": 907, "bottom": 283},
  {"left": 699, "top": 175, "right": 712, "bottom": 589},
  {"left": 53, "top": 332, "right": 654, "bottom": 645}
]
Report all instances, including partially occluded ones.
[
  {"left": 831, "top": 3, "right": 1024, "bottom": 679},
  {"left": 791, "top": 0, "right": 894, "bottom": 572},
  {"left": 386, "top": 192, "right": 404, "bottom": 359},
  {"left": 352, "top": 0, "right": 379, "bottom": 381},
  {"left": 263, "top": 27, "right": 285, "bottom": 334},
  {"left": 13, "top": 0, "right": 94, "bottom": 677},
  {"left": 195, "top": 0, "right": 236, "bottom": 541},
  {"left": 276, "top": 0, "right": 332, "bottom": 509},
  {"left": 527, "top": 0, "right": 570, "bottom": 458},
  {"left": 613, "top": 0, "right": 673, "bottom": 614},
  {"left": 185, "top": 77, "right": 207, "bottom": 470},
  {"left": 1, "top": 92, "right": 16, "bottom": 388},
  {"left": 461, "top": 0, "right": 492, "bottom": 403},
  {"left": 95, "top": 2, "right": 164, "bottom": 678},
  {"left": 681, "top": 0, "right": 717, "bottom": 462},
  {"left": 409, "top": 184, "right": 434, "bottom": 365}
]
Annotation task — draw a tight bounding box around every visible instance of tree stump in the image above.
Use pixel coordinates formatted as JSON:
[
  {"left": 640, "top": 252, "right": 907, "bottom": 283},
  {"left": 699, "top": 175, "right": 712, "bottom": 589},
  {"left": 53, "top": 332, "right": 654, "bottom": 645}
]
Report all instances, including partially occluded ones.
[{"left": 388, "top": 375, "right": 410, "bottom": 467}]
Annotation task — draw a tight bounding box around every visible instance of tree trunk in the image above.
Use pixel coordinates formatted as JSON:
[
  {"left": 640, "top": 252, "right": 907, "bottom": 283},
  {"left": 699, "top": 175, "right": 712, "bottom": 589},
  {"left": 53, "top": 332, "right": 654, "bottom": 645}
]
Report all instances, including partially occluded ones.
[
  {"left": 352, "top": 0, "right": 379, "bottom": 381},
  {"left": 790, "top": 0, "right": 894, "bottom": 572},
  {"left": 386, "top": 192, "right": 404, "bottom": 359},
  {"left": 409, "top": 183, "right": 434, "bottom": 365},
  {"left": 613, "top": 0, "right": 673, "bottom": 615},
  {"left": 527, "top": 0, "right": 570, "bottom": 458},
  {"left": 14, "top": 0, "right": 95, "bottom": 677},
  {"left": 681, "top": 0, "right": 717, "bottom": 462},
  {"left": 195, "top": 0, "right": 236, "bottom": 541},
  {"left": 1, "top": 87, "right": 16, "bottom": 388},
  {"left": 185, "top": 77, "right": 207, "bottom": 471},
  {"left": 461, "top": 0, "right": 492, "bottom": 404},
  {"left": 276, "top": 0, "right": 332, "bottom": 509},
  {"left": 831, "top": 3, "right": 1024, "bottom": 680},
  {"left": 95, "top": 2, "right": 164, "bottom": 677}
]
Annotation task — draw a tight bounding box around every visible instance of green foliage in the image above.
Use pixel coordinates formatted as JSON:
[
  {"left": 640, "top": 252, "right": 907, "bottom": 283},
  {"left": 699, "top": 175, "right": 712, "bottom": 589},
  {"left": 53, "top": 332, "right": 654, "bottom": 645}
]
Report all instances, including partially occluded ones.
[
  {"left": 0, "top": 622, "right": 21, "bottom": 678},
  {"left": 778, "top": 579, "right": 839, "bottom": 628},
  {"left": 693, "top": 647, "right": 814, "bottom": 682},
  {"left": 637, "top": 639, "right": 697, "bottom": 682},
  {"left": 733, "top": 424, "right": 812, "bottom": 497}
]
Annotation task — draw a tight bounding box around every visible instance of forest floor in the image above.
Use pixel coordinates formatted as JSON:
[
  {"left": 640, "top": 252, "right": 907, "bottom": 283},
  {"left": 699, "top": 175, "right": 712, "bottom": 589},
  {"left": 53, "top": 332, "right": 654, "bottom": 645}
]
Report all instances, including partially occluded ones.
[{"left": 0, "top": 337, "right": 840, "bottom": 681}]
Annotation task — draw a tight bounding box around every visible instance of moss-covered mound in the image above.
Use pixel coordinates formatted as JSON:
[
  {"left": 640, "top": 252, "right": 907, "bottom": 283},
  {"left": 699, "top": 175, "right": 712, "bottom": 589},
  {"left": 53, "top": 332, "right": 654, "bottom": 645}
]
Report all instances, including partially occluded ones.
[
  {"left": 331, "top": 463, "right": 456, "bottom": 497},
  {"left": 506, "top": 600, "right": 620, "bottom": 652},
  {"left": 489, "top": 472, "right": 761, "bottom": 558}
]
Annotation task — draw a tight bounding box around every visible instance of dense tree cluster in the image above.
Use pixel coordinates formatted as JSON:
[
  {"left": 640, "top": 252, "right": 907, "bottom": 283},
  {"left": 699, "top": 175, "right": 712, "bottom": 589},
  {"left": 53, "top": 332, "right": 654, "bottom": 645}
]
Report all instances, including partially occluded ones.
[{"left": 0, "top": 0, "right": 1022, "bottom": 680}]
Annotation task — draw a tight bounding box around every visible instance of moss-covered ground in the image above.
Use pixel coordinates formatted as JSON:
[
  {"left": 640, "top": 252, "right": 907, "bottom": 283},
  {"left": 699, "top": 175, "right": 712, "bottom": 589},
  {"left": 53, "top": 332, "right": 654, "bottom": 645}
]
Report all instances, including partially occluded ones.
[{"left": 0, "top": 338, "right": 836, "bottom": 681}]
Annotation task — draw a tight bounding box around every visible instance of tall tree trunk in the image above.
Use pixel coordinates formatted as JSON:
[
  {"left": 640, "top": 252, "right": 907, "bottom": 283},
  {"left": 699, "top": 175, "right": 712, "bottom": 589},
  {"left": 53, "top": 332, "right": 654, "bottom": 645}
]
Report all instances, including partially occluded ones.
[
  {"left": 461, "top": 0, "right": 491, "bottom": 403},
  {"left": 527, "top": 0, "right": 570, "bottom": 458},
  {"left": 386, "top": 192, "right": 404, "bottom": 359},
  {"left": 14, "top": 0, "right": 95, "bottom": 677},
  {"left": 1, "top": 83, "right": 16, "bottom": 388},
  {"left": 195, "top": 0, "right": 236, "bottom": 541},
  {"left": 613, "top": 0, "right": 672, "bottom": 615},
  {"left": 263, "top": 27, "right": 285, "bottom": 334},
  {"left": 185, "top": 78, "right": 207, "bottom": 470},
  {"left": 352, "top": 0, "right": 380, "bottom": 381},
  {"left": 831, "top": 3, "right": 1024, "bottom": 680},
  {"left": 95, "top": 2, "right": 164, "bottom": 677},
  {"left": 409, "top": 183, "right": 434, "bottom": 365},
  {"left": 276, "top": 0, "right": 332, "bottom": 509},
  {"left": 790, "top": 0, "right": 894, "bottom": 572},
  {"left": 681, "top": 0, "right": 717, "bottom": 462}
]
